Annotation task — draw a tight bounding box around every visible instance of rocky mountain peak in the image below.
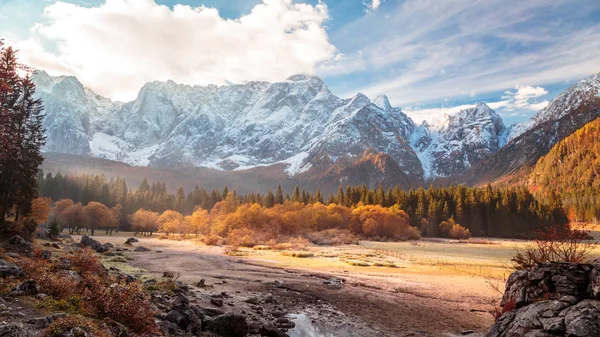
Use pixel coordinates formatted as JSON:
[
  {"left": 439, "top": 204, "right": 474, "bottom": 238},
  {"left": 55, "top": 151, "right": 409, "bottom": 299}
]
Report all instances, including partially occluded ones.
[{"left": 373, "top": 95, "right": 392, "bottom": 111}]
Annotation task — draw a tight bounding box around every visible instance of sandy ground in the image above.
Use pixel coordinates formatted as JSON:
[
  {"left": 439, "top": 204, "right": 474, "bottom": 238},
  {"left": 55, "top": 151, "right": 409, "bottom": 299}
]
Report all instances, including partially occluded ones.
[{"left": 75, "top": 235, "right": 496, "bottom": 337}]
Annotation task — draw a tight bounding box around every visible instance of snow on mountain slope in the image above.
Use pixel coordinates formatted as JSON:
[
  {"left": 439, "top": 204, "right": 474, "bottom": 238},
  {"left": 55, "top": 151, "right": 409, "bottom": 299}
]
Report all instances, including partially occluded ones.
[
  {"left": 504, "top": 72, "right": 600, "bottom": 145},
  {"left": 411, "top": 102, "right": 505, "bottom": 179},
  {"left": 33, "top": 72, "right": 420, "bottom": 178},
  {"left": 34, "top": 69, "right": 599, "bottom": 183}
]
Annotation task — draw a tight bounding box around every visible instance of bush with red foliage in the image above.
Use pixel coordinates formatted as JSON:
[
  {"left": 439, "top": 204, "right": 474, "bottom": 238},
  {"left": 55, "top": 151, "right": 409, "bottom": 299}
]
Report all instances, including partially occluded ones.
[
  {"left": 18, "top": 249, "right": 159, "bottom": 335},
  {"left": 491, "top": 299, "right": 516, "bottom": 321},
  {"left": 512, "top": 224, "right": 596, "bottom": 270}
]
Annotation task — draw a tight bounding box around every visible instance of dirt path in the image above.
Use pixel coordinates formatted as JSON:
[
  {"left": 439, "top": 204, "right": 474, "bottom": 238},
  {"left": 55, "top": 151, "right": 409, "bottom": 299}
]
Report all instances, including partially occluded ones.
[{"left": 78, "top": 235, "right": 495, "bottom": 336}]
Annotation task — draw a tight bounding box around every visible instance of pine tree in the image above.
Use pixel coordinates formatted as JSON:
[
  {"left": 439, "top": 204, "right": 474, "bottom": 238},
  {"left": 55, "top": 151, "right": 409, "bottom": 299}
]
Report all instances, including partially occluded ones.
[
  {"left": 275, "top": 185, "right": 284, "bottom": 204},
  {"left": 0, "top": 43, "right": 46, "bottom": 225},
  {"left": 315, "top": 188, "right": 324, "bottom": 204},
  {"left": 337, "top": 186, "right": 344, "bottom": 205},
  {"left": 264, "top": 190, "right": 275, "bottom": 208}
]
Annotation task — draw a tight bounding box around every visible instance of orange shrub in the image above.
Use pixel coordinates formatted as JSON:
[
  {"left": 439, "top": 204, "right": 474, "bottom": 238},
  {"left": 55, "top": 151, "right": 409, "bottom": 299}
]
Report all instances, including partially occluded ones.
[
  {"left": 449, "top": 224, "right": 472, "bottom": 239},
  {"left": 80, "top": 275, "right": 158, "bottom": 334},
  {"left": 227, "top": 228, "right": 259, "bottom": 247}
]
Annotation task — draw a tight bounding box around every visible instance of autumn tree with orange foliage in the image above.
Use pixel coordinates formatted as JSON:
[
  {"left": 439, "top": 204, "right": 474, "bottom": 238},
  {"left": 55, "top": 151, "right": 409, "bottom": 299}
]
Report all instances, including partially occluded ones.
[
  {"left": 351, "top": 205, "right": 419, "bottom": 240},
  {"left": 29, "top": 197, "right": 51, "bottom": 224},
  {"left": 130, "top": 209, "right": 160, "bottom": 236},
  {"left": 57, "top": 202, "right": 87, "bottom": 234},
  {"left": 158, "top": 210, "right": 186, "bottom": 236},
  {"left": 83, "top": 201, "right": 113, "bottom": 236}
]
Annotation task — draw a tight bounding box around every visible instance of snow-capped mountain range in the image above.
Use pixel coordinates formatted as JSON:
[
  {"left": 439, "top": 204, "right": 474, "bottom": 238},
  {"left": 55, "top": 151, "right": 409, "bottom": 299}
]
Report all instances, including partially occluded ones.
[{"left": 33, "top": 70, "right": 600, "bottom": 182}]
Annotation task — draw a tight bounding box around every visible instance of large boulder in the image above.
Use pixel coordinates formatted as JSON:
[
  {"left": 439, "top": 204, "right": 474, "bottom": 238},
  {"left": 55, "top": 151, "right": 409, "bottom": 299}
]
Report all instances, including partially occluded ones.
[
  {"left": 4, "top": 236, "right": 33, "bottom": 257},
  {"left": 79, "top": 235, "right": 102, "bottom": 251},
  {"left": 125, "top": 237, "right": 139, "bottom": 245},
  {"left": 488, "top": 262, "right": 600, "bottom": 337},
  {"left": 0, "top": 260, "right": 24, "bottom": 278},
  {"left": 206, "top": 313, "right": 249, "bottom": 337},
  {"left": 501, "top": 262, "right": 591, "bottom": 308}
]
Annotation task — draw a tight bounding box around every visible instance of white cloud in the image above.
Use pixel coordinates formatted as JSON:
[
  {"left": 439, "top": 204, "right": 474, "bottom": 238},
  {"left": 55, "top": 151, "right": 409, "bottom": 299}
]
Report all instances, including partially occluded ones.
[
  {"left": 501, "top": 84, "right": 549, "bottom": 111},
  {"left": 364, "top": 0, "right": 382, "bottom": 12},
  {"left": 404, "top": 103, "right": 476, "bottom": 125},
  {"left": 324, "top": 0, "right": 600, "bottom": 109},
  {"left": 9, "top": 0, "right": 336, "bottom": 101},
  {"left": 402, "top": 84, "right": 550, "bottom": 125}
]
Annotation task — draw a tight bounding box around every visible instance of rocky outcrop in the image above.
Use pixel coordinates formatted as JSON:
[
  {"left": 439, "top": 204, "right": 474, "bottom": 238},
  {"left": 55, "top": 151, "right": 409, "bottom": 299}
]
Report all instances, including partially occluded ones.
[
  {"left": 0, "top": 260, "right": 24, "bottom": 278},
  {"left": 487, "top": 262, "right": 600, "bottom": 337},
  {"left": 3, "top": 236, "right": 33, "bottom": 257},
  {"left": 79, "top": 235, "right": 113, "bottom": 253}
]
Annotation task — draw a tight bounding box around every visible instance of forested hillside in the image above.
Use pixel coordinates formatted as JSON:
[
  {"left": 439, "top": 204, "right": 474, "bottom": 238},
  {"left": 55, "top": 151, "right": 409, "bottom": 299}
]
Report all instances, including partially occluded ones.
[{"left": 529, "top": 117, "right": 600, "bottom": 222}]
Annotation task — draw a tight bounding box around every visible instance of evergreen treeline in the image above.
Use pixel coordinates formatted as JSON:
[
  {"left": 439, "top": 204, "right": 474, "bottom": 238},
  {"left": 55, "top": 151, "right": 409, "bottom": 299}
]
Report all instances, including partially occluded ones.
[
  {"left": 530, "top": 117, "right": 600, "bottom": 223},
  {"left": 37, "top": 171, "right": 566, "bottom": 238}
]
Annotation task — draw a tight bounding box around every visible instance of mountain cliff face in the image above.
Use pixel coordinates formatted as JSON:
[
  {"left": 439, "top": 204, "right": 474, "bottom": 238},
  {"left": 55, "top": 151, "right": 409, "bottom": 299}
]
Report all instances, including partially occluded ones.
[
  {"left": 33, "top": 70, "right": 600, "bottom": 187},
  {"left": 33, "top": 72, "right": 424, "bottom": 182},
  {"left": 464, "top": 72, "right": 600, "bottom": 184},
  {"left": 411, "top": 102, "right": 505, "bottom": 179}
]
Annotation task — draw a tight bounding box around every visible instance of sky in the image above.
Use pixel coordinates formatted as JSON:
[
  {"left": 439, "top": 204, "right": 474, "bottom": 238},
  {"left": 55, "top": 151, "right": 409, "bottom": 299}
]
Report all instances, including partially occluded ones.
[{"left": 1, "top": 0, "right": 600, "bottom": 125}]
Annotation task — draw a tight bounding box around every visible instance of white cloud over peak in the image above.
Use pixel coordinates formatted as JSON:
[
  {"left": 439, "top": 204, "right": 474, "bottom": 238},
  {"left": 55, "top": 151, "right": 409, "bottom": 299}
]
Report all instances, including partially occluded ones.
[
  {"left": 364, "top": 0, "right": 382, "bottom": 12},
  {"left": 10, "top": 0, "right": 336, "bottom": 101},
  {"left": 402, "top": 84, "right": 550, "bottom": 125},
  {"left": 501, "top": 84, "right": 549, "bottom": 111}
]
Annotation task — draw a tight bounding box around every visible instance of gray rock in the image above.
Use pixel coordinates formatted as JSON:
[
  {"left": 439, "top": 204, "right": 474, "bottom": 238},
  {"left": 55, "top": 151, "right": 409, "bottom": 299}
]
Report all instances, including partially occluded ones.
[
  {"left": 134, "top": 246, "right": 151, "bottom": 252},
  {"left": 563, "top": 300, "right": 600, "bottom": 337},
  {"left": 206, "top": 313, "right": 249, "bottom": 337},
  {"left": 26, "top": 313, "right": 67, "bottom": 329},
  {"left": 5, "top": 236, "right": 33, "bottom": 257},
  {"left": 80, "top": 234, "right": 103, "bottom": 252},
  {"left": 16, "top": 280, "right": 40, "bottom": 295},
  {"left": 125, "top": 237, "right": 139, "bottom": 245},
  {"left": 41, "top": 250, "right": 52, "bottom": 259},
  {"left": 0, "top": 260, "right": 23, "bottom": 277},
  {"left": 488, "top": 262, "right": 600, "bottom": 337},
  {"left": 211, "top": 298, "right": 224, "bottom": 307},
  {"left": 260, "top": 325, "right": 289, "bottom": 337},
  {"left": 0, "top": 323, "right": 37, "bottom": 337}
]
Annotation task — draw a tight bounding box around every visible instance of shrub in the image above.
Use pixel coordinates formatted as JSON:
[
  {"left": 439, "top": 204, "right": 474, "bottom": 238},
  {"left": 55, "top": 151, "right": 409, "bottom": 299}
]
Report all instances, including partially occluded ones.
[
  {"left": 512, "top": 224, "right": 596, "bottom": 270},
  {"left": 400, "top": 226, "right": 421, "bottom": 241},
  {"left": 80, "top": 275, "right": 158, "bottom": 334},
  {"left": 44, "top": 315, "right": 111, "bottom": 337},
  {"left": 448, "top": 224, "right": 472, "bottom": 240},
  {"left": 227, "top": 228, "right": 258, "bottom": 247},
  {"left": 439, "top": 220, "right": 454, "bottom": 237},
  {"left": 281, "top": 251, "right": 314, "bottom": 258},
  {"left": 306, "top": 229, "right": 358, "bottom": 245},
  {"left": 69, "top": 249, "right": 107, "bottom": 276},
  {"left": 346, "top": 260, "right": 371, "bottom": 267},
  {"left": 48, "top": 218, "right": 61, "bottom": 239},
  {"left": 490, "top": 299, "right": 516, "bottom": 321},
  {"left": 20, "top": 258, "right": 79, "bottom": 299},
  {"left": 200, "top": 234, "right": 223, "bottom": 246},
  {"left": 38, "top": 297, "right": 83, "bottom": 313}
]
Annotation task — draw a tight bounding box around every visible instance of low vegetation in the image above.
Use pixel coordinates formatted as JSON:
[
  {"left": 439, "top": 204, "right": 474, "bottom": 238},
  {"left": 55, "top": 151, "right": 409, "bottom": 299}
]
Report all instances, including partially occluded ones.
[
  {"left": 38, "top": 171, "right": 567, "bottom": 240},
  {"left": 512, "top": 224, "right": 597, "bottom": 270},
  {"left": 17, "top": 249, "right": 159, "bottom": 334}
]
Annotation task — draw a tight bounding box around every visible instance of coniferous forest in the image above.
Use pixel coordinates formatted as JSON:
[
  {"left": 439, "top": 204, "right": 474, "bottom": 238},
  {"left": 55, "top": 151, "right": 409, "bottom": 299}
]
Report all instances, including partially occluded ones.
[
  {"left": 530, "top": 117, "right": 600, "bottom": 223},
  {"left": 37, "top": 171, "right": 567, "bottom": 239}
]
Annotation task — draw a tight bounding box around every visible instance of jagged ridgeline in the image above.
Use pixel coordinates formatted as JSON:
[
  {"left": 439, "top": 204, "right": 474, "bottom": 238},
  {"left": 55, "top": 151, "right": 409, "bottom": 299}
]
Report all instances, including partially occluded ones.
[
  {"left": 528, "top": 117, "right": 600, "bottom": 222},
  {"left": 33, "top": 70, "right": 600, "bottom": 191},
  {"left": 37, "top": 172, "right": 567, "bottom": 238}
]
